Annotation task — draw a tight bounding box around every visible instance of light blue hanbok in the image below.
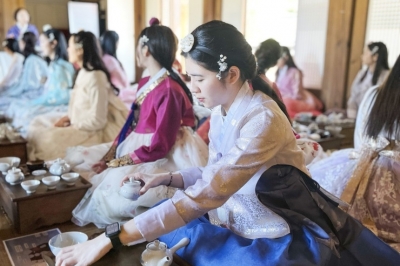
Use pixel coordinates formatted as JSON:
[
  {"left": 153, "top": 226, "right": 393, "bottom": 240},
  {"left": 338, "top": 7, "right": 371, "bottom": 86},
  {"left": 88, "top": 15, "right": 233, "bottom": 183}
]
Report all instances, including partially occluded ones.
[
  {"left": 6, "top": 59, "right": 75, "bottom": 135},
  {"left": 0, "top": 54, "right": 47, "bottom": 111}
]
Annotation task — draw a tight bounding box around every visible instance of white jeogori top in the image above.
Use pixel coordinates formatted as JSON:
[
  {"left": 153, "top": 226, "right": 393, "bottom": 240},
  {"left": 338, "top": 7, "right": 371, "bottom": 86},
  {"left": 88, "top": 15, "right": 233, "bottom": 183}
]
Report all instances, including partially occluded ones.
[
  {"left": 347, "top": 68, "right": 389, "bottom": 119},
  {"left": 135, "top": 82, "right": 310, "bottom": 241}
]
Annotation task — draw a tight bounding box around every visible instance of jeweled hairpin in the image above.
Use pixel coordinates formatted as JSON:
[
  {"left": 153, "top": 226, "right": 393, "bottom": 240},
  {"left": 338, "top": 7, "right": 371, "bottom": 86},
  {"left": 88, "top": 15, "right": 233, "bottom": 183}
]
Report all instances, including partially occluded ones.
[
  {"left": 180, "top": 34, "right": 194, "bottom": 53},
  {"left": 139, "top": 35, "right": 149, "bottom": 46},
  {"left": 216, "top": 54, "right": 228, "bottom": 80}
]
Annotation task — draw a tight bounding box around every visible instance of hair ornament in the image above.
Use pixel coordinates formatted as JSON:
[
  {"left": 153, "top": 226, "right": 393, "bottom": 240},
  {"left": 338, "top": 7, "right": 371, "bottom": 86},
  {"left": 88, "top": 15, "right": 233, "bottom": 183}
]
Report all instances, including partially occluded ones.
[
  {"left": 180, "top": 34, "right": 194, "bottom": 53},
  {"left": 48, "top": 32, "right": 55, "bottom": 42},
  {"left": 43, "top": 24, "right": 52, "bottom": 32},
  {"left": 140, "top": 35, "right": 149, "bottom": 46},
  {"left": 75, "top": 42, "right": 83, "bottom": 49},
  {"left": 371, "top": 46, "right": 379, "bottom": 55},
  {"left": 2, "top": 40, "right": 7, "bottom": 47},
  {"left": 216, "top": 54, "right": 228, "bottom": 80}
]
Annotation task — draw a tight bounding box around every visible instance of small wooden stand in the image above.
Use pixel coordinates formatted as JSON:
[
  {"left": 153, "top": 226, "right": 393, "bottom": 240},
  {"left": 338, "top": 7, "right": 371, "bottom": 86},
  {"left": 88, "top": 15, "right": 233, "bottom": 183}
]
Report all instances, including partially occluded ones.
[
  {"left": 0, "top": 137, "right": 28, "bottom": 164},
  {"left": 0, "top": 170, "right": 91, "bottom": 233}
]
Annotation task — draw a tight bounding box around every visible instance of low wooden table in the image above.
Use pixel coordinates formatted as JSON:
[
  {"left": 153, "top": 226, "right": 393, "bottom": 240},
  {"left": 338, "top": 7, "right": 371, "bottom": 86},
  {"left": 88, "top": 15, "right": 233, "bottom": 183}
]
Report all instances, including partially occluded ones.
[
  {"left": 317, "top": 134, "right": 345, "bottom": 151},
  {"left": 0, "top": 169, "right": 91, "bottom": 233},
  {"left": 0, "top": 137, "right": 28, "bottom": 164}
]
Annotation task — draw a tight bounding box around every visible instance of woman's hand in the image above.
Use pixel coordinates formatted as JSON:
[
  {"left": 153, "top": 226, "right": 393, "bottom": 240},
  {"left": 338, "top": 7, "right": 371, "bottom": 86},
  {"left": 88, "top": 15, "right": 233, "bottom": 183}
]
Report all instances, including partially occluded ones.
[
  {"left": 92, "top": 160, "right": 108, "bottom": 174},
  {"left": 54, "top": 116, "right": 71, "bottom": 127},
  {"left": 121, "top": 173, "right": 169, "bottom": 195},
  {"left": 55, "top": 233, "right": 112, "bottom": 266}
]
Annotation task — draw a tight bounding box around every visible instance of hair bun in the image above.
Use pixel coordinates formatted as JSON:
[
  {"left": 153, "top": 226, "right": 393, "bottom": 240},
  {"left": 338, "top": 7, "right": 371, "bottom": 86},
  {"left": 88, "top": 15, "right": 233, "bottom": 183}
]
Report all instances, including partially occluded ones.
[{"left": 149, "top": 17, "right": 160, "bottom": 26}]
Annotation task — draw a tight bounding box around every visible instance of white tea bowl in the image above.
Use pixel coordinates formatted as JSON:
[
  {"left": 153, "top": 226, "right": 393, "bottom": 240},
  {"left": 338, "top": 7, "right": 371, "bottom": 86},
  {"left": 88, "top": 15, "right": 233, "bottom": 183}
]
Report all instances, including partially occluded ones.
[
  {"left": 49, "top": 232, "right": 88, "bottom": 256},
  {"left": 21, "top": 180, "right": 40, "bottom": 193},
  {"left": 0, "top": 157, "right": 20, "bottom": 168},
  {"left": 42, "top": 176, "right": 60, "bottom": 189},
  {"left": 61, "top": 172, "right": 79, "bottom": 186},
  {"left": 0, "top": 162, "right": 10, "bottom": 173}
]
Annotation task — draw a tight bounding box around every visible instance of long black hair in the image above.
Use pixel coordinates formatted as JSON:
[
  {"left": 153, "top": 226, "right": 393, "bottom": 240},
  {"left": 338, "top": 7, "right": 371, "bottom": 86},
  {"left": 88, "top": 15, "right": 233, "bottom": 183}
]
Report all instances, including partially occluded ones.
[
  {"left": 2, "top": 38, "right": 19, "bottom": 53},
  {"left": 181, "top": 20, "right": 289, "bottom": 121},
  {"left": 276, "top": 46, "right": 301, "bottom": 77},
  {"left": 72, "top": 31, "right": 118, "bottom": 94},
  {"left": 100, "top": 30, "right": 123, "bottom": 68},
  {"left": 43, "top": 28, "right": 68, "bottom": 61},
  {"left": 365, "top": 54, "right": 400, "bottom": 140},
  {"left": 360, "top": 42, "right": 389, "bottom": 86},
  {"left": 138, "top": 19, "right": 193, "bottom": 103},
  {"left": 101, "top": 30, "right": 118, "bottom": 58},
  {"left": 254, "top": 38, "right": 282, "bottom": 73},
  {"left": 21, "top": 32, "right": 37, "bottom": 62}
]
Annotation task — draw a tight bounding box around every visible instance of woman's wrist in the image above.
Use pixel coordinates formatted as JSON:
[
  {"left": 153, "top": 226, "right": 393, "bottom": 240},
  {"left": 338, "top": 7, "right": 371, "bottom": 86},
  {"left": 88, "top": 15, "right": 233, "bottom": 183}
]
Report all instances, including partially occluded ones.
[
  {"left": 161, "top": 172, "right": 184, "bottom": 188},
  {"left": 98, "top": 233, "right": 113, "bottom": 252}
]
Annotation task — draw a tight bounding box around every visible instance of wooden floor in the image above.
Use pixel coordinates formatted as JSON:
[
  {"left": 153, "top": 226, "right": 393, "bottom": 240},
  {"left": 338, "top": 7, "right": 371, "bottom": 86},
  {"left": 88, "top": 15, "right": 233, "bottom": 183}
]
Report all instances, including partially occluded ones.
[{"left": 0, "top": 206, "right": 189, "bottom": 266}]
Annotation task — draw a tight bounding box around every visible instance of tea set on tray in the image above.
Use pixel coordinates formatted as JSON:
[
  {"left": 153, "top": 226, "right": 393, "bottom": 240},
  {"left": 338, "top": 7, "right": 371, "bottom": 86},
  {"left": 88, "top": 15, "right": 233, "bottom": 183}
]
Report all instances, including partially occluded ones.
[
  {"left": 0, "top": 156, "right": 80, "bottom": 193},
  {"left": 44, "top": 231, "right": 189, "bottom": 266}
]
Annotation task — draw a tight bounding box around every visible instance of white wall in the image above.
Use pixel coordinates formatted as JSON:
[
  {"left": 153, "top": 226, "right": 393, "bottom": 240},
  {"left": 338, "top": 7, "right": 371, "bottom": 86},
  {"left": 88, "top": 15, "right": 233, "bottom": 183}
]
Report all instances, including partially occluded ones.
[
  {"left": 188, "top": 0, "right": 203, "bottom": 32},
  {"left": 294, "top": 0, "right": 329, "bottom": 89},
  {"left": 221, "top": 0, "right": 245, "bottom": 33},
  {"left": 107, "top": 0, "right": 135, "bottom": 82}
]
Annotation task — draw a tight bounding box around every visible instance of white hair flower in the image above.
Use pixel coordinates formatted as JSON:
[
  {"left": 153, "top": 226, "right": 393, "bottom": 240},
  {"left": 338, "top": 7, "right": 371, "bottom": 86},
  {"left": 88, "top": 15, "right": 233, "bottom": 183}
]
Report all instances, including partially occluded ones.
[{"left": 140, "top": 35, "right": 149, "bottom": 45}]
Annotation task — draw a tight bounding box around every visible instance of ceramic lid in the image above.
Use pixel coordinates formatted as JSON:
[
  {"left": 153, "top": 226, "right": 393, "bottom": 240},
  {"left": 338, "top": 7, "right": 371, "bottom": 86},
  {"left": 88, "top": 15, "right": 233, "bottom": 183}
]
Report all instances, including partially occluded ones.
[{"left": 146, "top": 240, "right": 167, "bottom": 251}]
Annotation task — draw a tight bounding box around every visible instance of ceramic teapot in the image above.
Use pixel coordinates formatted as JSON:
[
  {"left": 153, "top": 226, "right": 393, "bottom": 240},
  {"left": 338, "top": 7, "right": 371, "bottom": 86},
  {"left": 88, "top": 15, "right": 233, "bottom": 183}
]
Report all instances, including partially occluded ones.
[
  {"left": 6, "top": 167, "right": 24, "bottom": 184},
  {"left": 120, "top": 179, "right": 141, "bottom": 200},
  {"left": 140, "top": 238, "right": 189, "bottom": 266},
  {"left": 49, "top": 158, "right": 71, "bottom": 176}
]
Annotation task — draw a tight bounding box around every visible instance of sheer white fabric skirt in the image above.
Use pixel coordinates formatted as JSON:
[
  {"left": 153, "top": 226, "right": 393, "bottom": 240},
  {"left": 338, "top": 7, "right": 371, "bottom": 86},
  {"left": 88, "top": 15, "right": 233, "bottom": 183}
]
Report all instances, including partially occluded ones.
[{"left": 71, "top": 127, "right": 208, "bottom": 228}]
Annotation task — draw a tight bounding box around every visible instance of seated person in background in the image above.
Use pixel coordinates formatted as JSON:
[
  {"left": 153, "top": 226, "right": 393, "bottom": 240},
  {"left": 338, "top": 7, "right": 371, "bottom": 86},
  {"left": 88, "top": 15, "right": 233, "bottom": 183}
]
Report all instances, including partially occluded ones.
[
  {"left": 0, "top": 32, "right": 47, "bottom": 111},
  {"left": 309, "top": 54, "right": 400, "bottom": 251},
  {"left": 56, "top": 21, "right": 400, "bottom": 266},
  {"left": 347, "top": 42, "right": 389, "bottom": 119},
  {"left": 0, "top": 38, "right": 24, "bottom": 89},
  {"left": 7, "top": 8, "right": 39, "bottom": 41},
  {"left": 7, "top": 28, "right": 75, "bottom": 134},
  {"left": 100, "top": 30, "right": 132, "bottom": 108},
  {"left": 70, "top": 20, "right": 208, "bottom": 227},
  {"left": 275, "top": 46, "right": 323, "bottom": 118},
  {"left": 27, "top": 31, "right": 128, "bottom": 161},
  {"left": 254, "top": 38, "right": 283, "bottom": 99}
]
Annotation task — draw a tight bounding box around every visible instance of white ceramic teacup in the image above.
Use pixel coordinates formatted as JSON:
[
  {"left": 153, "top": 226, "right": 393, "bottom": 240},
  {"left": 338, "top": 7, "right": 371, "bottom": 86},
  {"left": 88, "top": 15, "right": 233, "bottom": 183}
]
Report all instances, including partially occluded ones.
[
  {"left": 0, "top": 162, "right": 10, "bottom": 173},
  {"left": 21, "top": 180, "right": 40, "bottom": 193},
  {"left": 61, "top": 172, "right": 79, "bottom": 186},
  {"left": 42, "top": 176, "right": 60, "bottom": 190},
  {"left": 49, "top": 232, "right": 88, "bottom": 256}
]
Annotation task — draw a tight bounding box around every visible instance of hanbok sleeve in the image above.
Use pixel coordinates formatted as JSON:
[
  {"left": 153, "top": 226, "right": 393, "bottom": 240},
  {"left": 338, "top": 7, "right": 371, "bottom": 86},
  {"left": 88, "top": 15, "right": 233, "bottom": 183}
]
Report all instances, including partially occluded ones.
[
  {"left": 353, "top": 86, "right": 378, "bottom": 149},
  {"left": 128, "top": 87, "right": 189, "bottom": 163},
  {"left": 290, "top": 69, "right": 302, "bottom": 99},
  {"left": 0, "top": 54, "right": 22, "bottom": 88},
  {"left": 347, "top": 70, "right": 364, "bottom": 119},
  {"left": 108, "top": 58, "right": 129, "bottom": 90},
  {"left": 32, "top": 62, "right": 75, "bottom": 106},
  {"left": 72, "top": 72, "right": 109, "bottom": 131},
  {"left": 135, "top": 104, "right": 291, "bottom": 241}
]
